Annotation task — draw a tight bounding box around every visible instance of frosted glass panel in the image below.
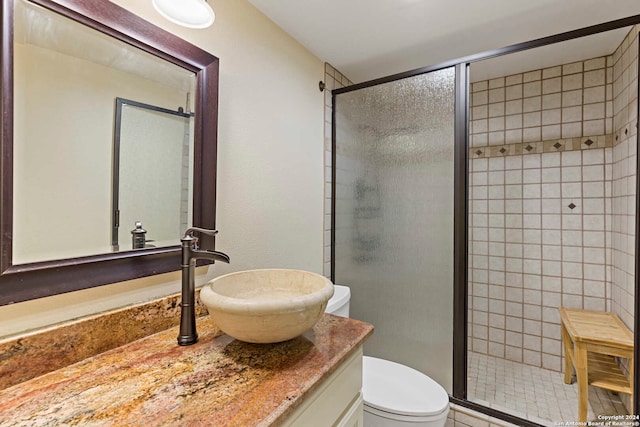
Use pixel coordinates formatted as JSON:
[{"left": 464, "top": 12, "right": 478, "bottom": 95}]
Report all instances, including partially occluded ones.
[
  {"left": 117, "top": 104, "right": 193, "bottom": 249},
  {"left": 334, "top": 68, "right": 455, "bottom": 392}
]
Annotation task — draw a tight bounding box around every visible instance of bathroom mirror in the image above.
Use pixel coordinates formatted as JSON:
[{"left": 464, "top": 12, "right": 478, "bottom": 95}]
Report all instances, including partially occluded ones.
[{"left": 0, "top": 0, "right": 220, "bottom": 305}]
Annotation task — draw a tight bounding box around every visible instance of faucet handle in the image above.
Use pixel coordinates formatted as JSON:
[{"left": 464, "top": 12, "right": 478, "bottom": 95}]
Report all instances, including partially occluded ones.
[{"left": 182, "top": 227, "right": 219, "bottom": 239}]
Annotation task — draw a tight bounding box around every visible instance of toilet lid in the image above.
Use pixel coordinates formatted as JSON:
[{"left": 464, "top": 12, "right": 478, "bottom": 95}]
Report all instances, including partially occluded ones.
[
  {"left": 326, "top": 285, "right": 350, "bottom": 313},
  {"left": 362, "top": 356, "right": 449, "bottom": 417}
]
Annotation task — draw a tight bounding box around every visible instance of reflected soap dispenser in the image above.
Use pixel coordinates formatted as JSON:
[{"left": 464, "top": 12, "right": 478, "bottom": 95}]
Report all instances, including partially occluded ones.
[{"left": 131, "top": 221, "right": 147, "bottom": 249}]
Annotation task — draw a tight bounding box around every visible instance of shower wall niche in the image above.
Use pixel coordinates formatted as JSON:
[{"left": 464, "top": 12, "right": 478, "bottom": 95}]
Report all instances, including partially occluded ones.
[{"left": 468, "top": 26, "right": 638, "bottom": 373}]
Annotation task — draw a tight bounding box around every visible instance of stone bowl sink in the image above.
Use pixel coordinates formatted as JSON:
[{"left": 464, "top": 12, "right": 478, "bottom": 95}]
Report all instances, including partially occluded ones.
[{"left": 200, "top": 269, "right": 334, "bottom": 343}]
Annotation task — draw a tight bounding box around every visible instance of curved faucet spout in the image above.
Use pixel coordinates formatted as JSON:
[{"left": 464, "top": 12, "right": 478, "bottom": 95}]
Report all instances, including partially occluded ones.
[
  {"left": 190, "top": 249, "right": 230, "bottom": 264},
  {"left": 178, "top": 228, "right": 230, "bottom": 346}
]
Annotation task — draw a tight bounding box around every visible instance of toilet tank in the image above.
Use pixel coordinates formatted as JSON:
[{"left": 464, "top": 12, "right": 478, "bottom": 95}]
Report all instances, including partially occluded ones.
[{"left": 326, "top": 285, "right": 350, "bottom": 317}]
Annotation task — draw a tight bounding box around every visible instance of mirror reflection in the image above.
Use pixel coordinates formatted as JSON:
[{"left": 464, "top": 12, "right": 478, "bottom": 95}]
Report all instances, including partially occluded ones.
[
  {"left": 112, "top": 98, "right": 194, "bottom": 251},
  {"left": 12, "top": 0, "right": 196, "bottom": 264}
]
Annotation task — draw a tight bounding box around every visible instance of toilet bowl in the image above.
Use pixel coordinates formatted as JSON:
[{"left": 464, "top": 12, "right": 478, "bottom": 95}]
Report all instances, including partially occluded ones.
[{"left": 326, "top": 285, "right": 450, "bottom": 427}]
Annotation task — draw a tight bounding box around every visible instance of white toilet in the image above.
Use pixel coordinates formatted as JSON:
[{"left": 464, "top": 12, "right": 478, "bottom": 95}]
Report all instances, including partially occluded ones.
[{"left": 326, "top": 285, "right": 450, "bottom": 427}]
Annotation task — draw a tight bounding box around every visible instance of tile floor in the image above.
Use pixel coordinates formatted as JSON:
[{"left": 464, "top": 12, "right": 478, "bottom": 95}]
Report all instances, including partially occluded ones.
[{"left": 468, "top": 352, "right": 628, "bottom": 426}]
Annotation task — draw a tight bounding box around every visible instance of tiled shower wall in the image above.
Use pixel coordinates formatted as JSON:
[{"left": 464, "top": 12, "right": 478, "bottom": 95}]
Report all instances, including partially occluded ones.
[
  {"left": 469, "top": 26, "right": 639, "bottom": 371},
  {"left": 324, "top": 64, "right": 353, "bottom": 278},
  {"left": 611, "top": 26, "right": 639, "bottom": 331}
]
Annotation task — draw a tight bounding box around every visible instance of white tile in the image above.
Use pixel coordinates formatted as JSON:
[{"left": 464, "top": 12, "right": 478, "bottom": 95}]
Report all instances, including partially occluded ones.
[
  {"left": 542, "top": 260, "right": 562, "bottom": 277},
  {"left": 562, "top": 73, "right": 583, "bottom": 90},
  {"left": 562, "top": 293, "right": 583, "bottom": 308},
  {"left": 584, "top": 263, "right": 605, "bottom": 281},
  {"left": 522, "top": 199, "right": 541, "bottom": 214},
  {"left": 562, "top": 106, "right": 582, "bottom": 122},
  {"left": 472, "top": 105, "right": 489, "bottom": 120},
  {"left": 584, "top": 296, "right": 606, "bottom": 311},
  {"left": 562, "top": 166, "right": 582, "bottom": 182},
  {"left": 523, "top": 259, "right": 542, "bottom": 274},
  {"left": 583, "top": 181, "right": 604, "bottom": 197},
  {"left": 542, "top": 125, "right": 561, "bottom": 140},
  {"left": 562, "top": 89, "right": 582, "bottom": 107},
  {"left": 489, "top": 87, "right": 505, "bottom": 103},
  {"left": 582, "top": 149, "right": 604, "bottom": 165},
  {"left": 505, "top": 170, "right": 522, "bottom": 184},
  {"left": 488, "top": 131, "right": 505, "bottom": 145},
  {"left": 505, "top": 99, "right": 523, "bottom": 115},
  {"left": 584, "top": 103, "right": 605, "bottom": 120},
  {"left": 541, "top": 167, "right": 561, "bottom": 183},
  {"left": 505, "top": 155, "right": 523, "bottom": 170},
  {"left": 583, "top": 214, "right": 604, "bottom": 231},
  {"left": 505, "top": 84, "right": 522, "bottom": 101},
  {"left": 563, "top": 246, "right": 582, "bottom": 263},
  {"left": 543, "top": 246, "right": 562, "bottom": 262},
  {"left": 505, "top": 114, "right": 522, "bottom": 130},
  {"left": 562, "top": 182, "right": 584, "bottom": 198},
  {"left": 523, "top": 111, "right": 542, "bottom": 127},
  {"left": 505, "top": 184, "right": 522, "bottom": 199},
  {"left": 542, "top": 93, "right": 562, "bottom": 110},
  {"left": 543, "top": 276, "right": 561, "bottom": 293},
  {"left": 562, "top": 214, "right": 582, "bottom": 230},
  {"left": 523, "top": 244, "right": 541, "bottom": 260},
  {"left": 583, "top": 86, "right": 606, "bottom": 103},
  {"left": 523, "top": 81, "right": 542, "bottom": 97},
  {"left": 561, "top": 150, "right": 582, "bottom": 166},
  {"left": 542, "top": 291, "right": 562, "bottom": 307},
  {"left": 488, "top": 170, "right": 505, "bottom": 185},
  {"left": 542, "top": 109, "right": 561, "bottom": 125},
  {"left": 542, "top": 229, "right": 561, "bottom": 245},
  {"left": 523, "top": 168, "right": 541, "bottom": 182},
  {"left": 541, "top": 184, "right": 560, "bottom": 201},
  {"left": 563, "top": 261, "right": 583, "bottom": 279},
  {"left": 584, "top": 69, "right": 606, "bottom": 87},
  {"left": 562, "top": 122, "right": 582, "bottom": 138},
  {"left": 522, "top": 184, "right": 541, "bottom": 199},
  {"left": 505, "top": 199, "right": 522, "bottom": 213},
  {"left": 563, "top": 278, "right": 583, "bottom": 294},
  {"left": 582, "top": 164, "right": 604, "bottom": 181},
  {"left": 488, "top": 185, "right": 505, "bottom": 199},
  {"left": 523, "top": 229, "right": 541, "bottom": 244},
  {"left": 541, "top": 198, "right": 561, "bottom": 214},
  {"left": 489, "top": 117, "right": 505, "bottom": 132},
  {"left": 562, "top": 230, "right": 584, "bottom": 246},
  {"left": 583, "top": 117, "right": 604, "bottom": 135},
  {"left": 523, "top": 154, "right": 541, "bottom": 169},
  {"left": 583, "top": 247, "right": 605, "bottom": 264},
  {"left": 523, "top": 96, "right": 541, "bottom": 113}
]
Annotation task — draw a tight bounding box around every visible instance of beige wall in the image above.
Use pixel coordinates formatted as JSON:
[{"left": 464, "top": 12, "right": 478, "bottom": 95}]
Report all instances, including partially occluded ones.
[{"left": 0, "top": 0, "right": 324, "bottom": 337}]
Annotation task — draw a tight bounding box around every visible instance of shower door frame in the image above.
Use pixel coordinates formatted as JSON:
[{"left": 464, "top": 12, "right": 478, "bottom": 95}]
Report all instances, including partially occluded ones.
[{"left": 332, "top": 13, "right": 640, "bottom": 427}]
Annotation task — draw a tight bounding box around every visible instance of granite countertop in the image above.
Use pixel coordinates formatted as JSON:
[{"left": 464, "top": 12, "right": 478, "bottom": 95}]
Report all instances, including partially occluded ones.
[{"left": 0, "top": 314, "right": 373, "bottom": 426}]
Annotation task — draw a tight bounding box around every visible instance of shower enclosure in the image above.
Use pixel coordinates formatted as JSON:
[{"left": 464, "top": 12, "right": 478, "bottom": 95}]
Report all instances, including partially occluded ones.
[
  {"left": 331, "top": 15, "right": 640, "bottom": 427},
  {"left": 333, "top": 68, "right": 458, "bottom": 391}
]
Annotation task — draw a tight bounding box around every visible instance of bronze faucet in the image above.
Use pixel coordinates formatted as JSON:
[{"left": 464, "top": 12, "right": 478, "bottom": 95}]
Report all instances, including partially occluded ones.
[{"left": 178, "top": 227, "right": 230, "bottom": 345}]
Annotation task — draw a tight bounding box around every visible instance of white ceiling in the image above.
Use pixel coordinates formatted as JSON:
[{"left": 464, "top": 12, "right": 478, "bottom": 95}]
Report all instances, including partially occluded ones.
[{"left": 248, "top": 0, "right": 640, "bottom": 84}]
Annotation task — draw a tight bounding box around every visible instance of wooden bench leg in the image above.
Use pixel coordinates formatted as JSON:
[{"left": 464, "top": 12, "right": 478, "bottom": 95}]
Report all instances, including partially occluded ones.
[
  {"left": 561, "top": 323, "right": 574, "bottom": 384},
  {"left": 575, "top": 342, "right": 588, "bottom": 423}
]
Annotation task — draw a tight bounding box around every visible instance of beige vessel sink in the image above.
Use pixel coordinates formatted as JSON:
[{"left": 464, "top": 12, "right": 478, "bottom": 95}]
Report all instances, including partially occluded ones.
[{"left": 200, "top": 269, "right": 334, "bottom": 343}]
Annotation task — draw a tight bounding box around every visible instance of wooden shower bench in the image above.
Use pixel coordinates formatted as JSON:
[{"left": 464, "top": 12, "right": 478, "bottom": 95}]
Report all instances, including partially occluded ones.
[{"left": 559, "top": 307, "right": 634, "bottom": 423}]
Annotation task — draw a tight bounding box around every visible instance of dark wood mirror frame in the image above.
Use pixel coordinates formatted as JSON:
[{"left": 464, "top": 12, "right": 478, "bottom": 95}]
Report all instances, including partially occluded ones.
[{"left": 0, "top": 0, "right": 219, "bottom": 305}]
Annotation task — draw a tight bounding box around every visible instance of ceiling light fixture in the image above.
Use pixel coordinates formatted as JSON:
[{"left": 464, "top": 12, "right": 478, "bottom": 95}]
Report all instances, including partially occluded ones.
[{"left": 152, "top": 0, "right": 215, "bottom": 29}]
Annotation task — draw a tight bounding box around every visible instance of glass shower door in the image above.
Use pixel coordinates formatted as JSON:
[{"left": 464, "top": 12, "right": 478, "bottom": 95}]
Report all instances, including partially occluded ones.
[{"left": 333, "top": 67, "right": 456, "bottom": 391}]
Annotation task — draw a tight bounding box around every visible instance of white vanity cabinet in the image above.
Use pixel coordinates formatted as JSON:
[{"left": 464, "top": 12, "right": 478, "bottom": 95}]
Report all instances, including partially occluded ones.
[{"left": 282, "top": 347, "right": 364, "bottom": 427}]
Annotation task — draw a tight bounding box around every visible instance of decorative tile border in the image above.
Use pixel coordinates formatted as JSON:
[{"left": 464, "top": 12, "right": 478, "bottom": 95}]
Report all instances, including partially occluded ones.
[{"left": 469, "top": 134, "right": 612, "bottom": 159}]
